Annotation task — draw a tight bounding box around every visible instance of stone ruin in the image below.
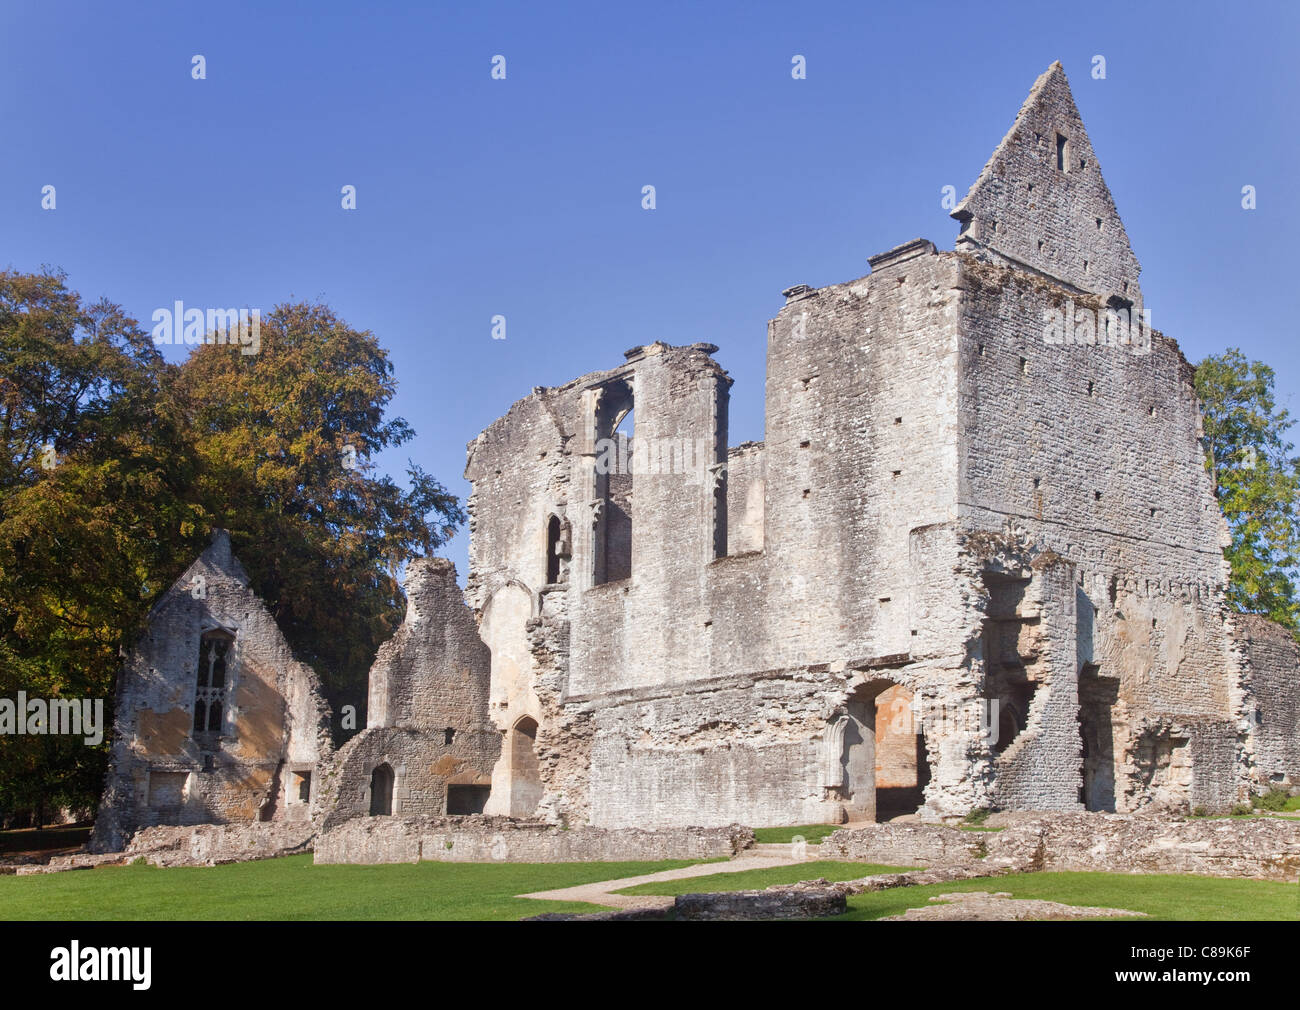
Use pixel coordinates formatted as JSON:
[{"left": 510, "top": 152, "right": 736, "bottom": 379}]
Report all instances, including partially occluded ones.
[
  {"left": 90, "top": 531, "right": 332, "bottom": 852},
  {"left": 89, "top": 63, "right": 1300, "bottom": 857}
]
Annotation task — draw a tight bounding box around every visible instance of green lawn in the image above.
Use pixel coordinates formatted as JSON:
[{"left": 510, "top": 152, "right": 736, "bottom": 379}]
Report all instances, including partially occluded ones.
[
  {"left": 0, "top": 854, "right": 706, "bottom": 921},
  {"left": 750, "top": 824, "right": 842, "bottom": 844},
  {"left": 613, "top": 861, "right": 915, "bottom": 896},
  {"left": 837, "top": 872, "right": 1300, "bottom": 921}
]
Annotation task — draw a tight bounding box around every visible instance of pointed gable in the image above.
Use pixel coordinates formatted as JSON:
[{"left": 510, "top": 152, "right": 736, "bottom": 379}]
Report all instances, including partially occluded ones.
[{"left": 953, "top": 62, "right": 1142, "bottom": 306}]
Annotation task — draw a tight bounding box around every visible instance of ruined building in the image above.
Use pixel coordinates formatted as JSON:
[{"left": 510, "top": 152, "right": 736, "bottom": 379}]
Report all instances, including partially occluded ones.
[
  {"left": 93, "top": 64, "right": 1300, "bottom": 848},
  {"left": 91, "top": 531, "right": 333, "bottom": 852},
  {"left": 453, "top": 61, "right": 1299, "bottom": 826}
]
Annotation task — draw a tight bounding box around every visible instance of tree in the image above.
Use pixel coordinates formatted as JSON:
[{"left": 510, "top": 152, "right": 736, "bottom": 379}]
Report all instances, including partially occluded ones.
[
  {"left": 166, "top": 301, "right": 465, "bottom": 724},
  {"left": 0, "top": 268, "right": 200, "bottom": 823},
  {"left": 0, "top": 273, "right": 465, "bottom": 823},
  {"left": 1194, "top": 349, "right": 1300, "bottom": 634}
]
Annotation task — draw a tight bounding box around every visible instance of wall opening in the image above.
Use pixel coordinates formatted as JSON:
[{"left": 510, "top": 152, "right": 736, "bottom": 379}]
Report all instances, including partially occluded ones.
[
  {"left": 294, "top": 770, "right": 311, "bottom": 804},
  {"left": 193, "top": 628, "right": 233, "bottom": 739},
  {"left": 507, "top": 716, "right": 542, "bottom": 817},
  {"left": 981, "top": 570, "right": 1040, "bottom": 755},
  {"left": 829, "top": 681, "right": 929, "bottom": 822},
  {"left": 593, "top": 379, "right": 634, "bottom": 585},
  {"left": 447, "top": 784, "right": 491, "bottom": 815},
  {"left": 1055, "top": 132, "right": 1068, "bottom": 171},
  {"left": 1078, "top": 664, "right": 1119, "bottom": 811},
  {"left": 545, "top": 514, "right": 562, "bottom": 585},
  {"left": 368, "top": 763, "right": 394, "bottom": 816}
]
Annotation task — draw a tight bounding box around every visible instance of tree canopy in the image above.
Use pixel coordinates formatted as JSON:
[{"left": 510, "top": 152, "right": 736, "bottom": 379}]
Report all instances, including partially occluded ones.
[
  {"left": 0, "top": 269, "right": 463, "bottom": 824},
  {"left": 1195, "top": 348, "right": 1300, "bottom": 635}
]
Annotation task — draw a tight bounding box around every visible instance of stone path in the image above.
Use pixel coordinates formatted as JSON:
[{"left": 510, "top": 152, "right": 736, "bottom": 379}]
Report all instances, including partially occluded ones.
[{"left": 519, "top": 854, "right": 794, "bottom": 911}]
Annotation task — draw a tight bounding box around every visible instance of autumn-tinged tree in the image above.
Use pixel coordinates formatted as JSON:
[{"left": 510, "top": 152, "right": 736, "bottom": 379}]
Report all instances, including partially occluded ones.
[
  {"left": 167, "top": 301, "right": 464, "bottom": 726},
  {"left": 0, "top": 269, "right": 201, "bottom": 824},
  {"left": 0, "top": 274, "right": 464, "bottom": 824},
  {"left": 1195, "top": 349, "right": 1300, "bottom": 635}
]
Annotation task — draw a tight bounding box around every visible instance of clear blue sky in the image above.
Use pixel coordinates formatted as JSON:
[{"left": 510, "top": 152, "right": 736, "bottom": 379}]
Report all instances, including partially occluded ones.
[{"left": 4, "top": 0, "right": 1297, "bottom": 579}]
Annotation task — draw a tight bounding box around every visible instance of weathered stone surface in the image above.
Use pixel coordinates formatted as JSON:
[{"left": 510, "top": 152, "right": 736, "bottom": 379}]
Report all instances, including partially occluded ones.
[
  {"left": 317, "top": 558, "right": 501, "bottom": 828},
  {"left": 824, "top": 813, "right": 1300, "bottom": 881},
  {"left": 313, "top": 815, "right": 753, "bottom": 864},
  {"left": 19, "top": 822, "right": 315, "bottom": 873},
  {"left": 880, "top": 890, "right": 1144, "bottom": 921},
  {"left": 673, "top": 886, "right": 847, "bottom": 921},
  {"left": 91, "top": 531, "right": 332, "bottom": 853}
]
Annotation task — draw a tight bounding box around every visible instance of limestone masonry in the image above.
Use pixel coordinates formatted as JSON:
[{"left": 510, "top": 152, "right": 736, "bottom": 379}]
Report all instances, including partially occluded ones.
[{"left": 91, "top": 63, "right": 1300, "bottom": 852}]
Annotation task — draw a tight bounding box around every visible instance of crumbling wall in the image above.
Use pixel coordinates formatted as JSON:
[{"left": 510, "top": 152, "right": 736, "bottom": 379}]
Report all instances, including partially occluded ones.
[
  {"left": 320, "top": 557, "right": 500, "bottom": 826},
  {"left": 1237, "top": 614, "right": 1300, "bottom": 787},
  {"left": 90, "top": 531, "right": 332, "bottom": 852},
  {"left": 955, "top": 254, "right": 1243, "bottom": 812}
]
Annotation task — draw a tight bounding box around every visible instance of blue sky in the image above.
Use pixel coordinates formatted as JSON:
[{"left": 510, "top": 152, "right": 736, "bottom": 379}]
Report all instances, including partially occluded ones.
[{"left": 3, "top": 0, "right": 1297, "bottom": 579}]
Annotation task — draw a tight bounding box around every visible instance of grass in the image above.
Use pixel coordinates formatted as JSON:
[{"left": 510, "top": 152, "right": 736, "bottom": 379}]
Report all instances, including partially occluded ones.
[
  {"left": 750, "top": 824, "right": 842, "bottom": 844},
  {"left": 612, "top": 861, "right": 915, "bottom": 896},
  {"left": 0, "top": 825, "right": 92, "bottom": 854},
  {"left": 0, "top": 854, "right": 709, "bottom": 921},
  {"left": 836, "top": 872, "right": 1300, "bottom": 921}
]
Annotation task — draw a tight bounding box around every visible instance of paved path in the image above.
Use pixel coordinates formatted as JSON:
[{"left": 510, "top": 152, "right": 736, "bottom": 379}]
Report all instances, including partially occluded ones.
[{"left": 519, "top": 854, "right": 795, "bottom": 911}]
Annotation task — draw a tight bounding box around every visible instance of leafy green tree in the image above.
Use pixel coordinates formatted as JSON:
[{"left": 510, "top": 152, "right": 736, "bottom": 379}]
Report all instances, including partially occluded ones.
[{"left": 1195, "top": 349, "right": 1300, "bottom": 634}]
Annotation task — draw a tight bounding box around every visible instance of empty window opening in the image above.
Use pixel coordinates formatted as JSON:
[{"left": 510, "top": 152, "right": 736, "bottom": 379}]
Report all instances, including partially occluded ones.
[
  {"left": 1019, "top": 357, "right": 1028, "bottom": 375},
  {"left": 294, "top": 770, "right": 311, "bottom": 804},
  {"left": 894, "top": 417, "right": 902, "bottom": 425},
  {"left": 369, "top": 763, "right": 394, "bottom": 816},
  {"left": 1083, "top": 259, "right": 1089, "bottom": 273},
  {"left": 444, "top": 727, "right": 455, "bottom": 746},
  {"left": 593, "top": 379, "right": 634, "bottom": 585},
  {"left": 1086, "top": 379, "right": 1094, "bottom": 396},
  {"left": 982, "top": 570, "right": 1039, "bottom": 757},
  {"left": 1037, "top": 239, "right": 1044, "bottom": 252},
  {"left": 1055, "top": 133, "right": 1068, "bottom": 171},
  {"left": 1094, "top": 490, "right": 1102, "bottom": 501},
  {"left": 545, "top": 514, "right": 562, "bottom": 585},
  {"left": 446, "top": 784, "right": 491, "bottom": 815},
  {"left": 193, "top": 629, "right": 233, "bottom": 737},
  {"left": 1095, "top": 217, "right": 1103, "bottom": 231}
]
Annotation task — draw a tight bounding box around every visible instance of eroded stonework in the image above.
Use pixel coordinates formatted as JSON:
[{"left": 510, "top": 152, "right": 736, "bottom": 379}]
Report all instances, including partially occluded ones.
[
  {"left": 91, "top": 531, "right": 332, "bottom": 852},
  {"left": 440, "top": 62, "right": 1298, "bottom": 829}
]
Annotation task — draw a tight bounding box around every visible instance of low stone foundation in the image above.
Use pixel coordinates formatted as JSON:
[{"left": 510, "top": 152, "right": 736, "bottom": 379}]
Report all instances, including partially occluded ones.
[
  {"left": 15, "top": 822, "right": 316, "bottom": 874},
  {"left": 313, "top": 815, "right": 753, "bottom": 865},
  {"left": 823, "top": 812, "right": 1300, "bottom": 881}
]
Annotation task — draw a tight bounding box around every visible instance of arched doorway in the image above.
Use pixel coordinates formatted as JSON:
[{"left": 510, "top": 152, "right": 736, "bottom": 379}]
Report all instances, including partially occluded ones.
[
  {"left": 831, "top": 681, "right": 930, "bottom": 822},
  {"left": 508, "top": 717, "right": 542, "bottom": 816},
  {"left": 369, "top": 763, "right": 394, "bottom": 816}
]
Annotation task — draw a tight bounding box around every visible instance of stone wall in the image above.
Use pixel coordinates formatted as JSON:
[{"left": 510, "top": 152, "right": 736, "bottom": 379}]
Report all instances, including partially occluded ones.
[
  {"left": 823, "top": 813, "right": 1300, "bottom": 881},
  {"left": 313, "top": 815, "right": 752, "bottom": 864},
  {"left": 1238, "top": 614, "right": 1300, "bottom": 787},
  {"left": 90, "top": 531, "right": 332, "bottom": 853},
  {"left": 320, "top": 558, "right": 500, "bottom": 826}
]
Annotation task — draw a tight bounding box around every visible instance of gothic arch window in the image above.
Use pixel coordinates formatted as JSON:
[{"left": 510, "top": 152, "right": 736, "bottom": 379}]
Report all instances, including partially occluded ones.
[{"left": 193, "top": 629, "right": 234, "bottom": 736}]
